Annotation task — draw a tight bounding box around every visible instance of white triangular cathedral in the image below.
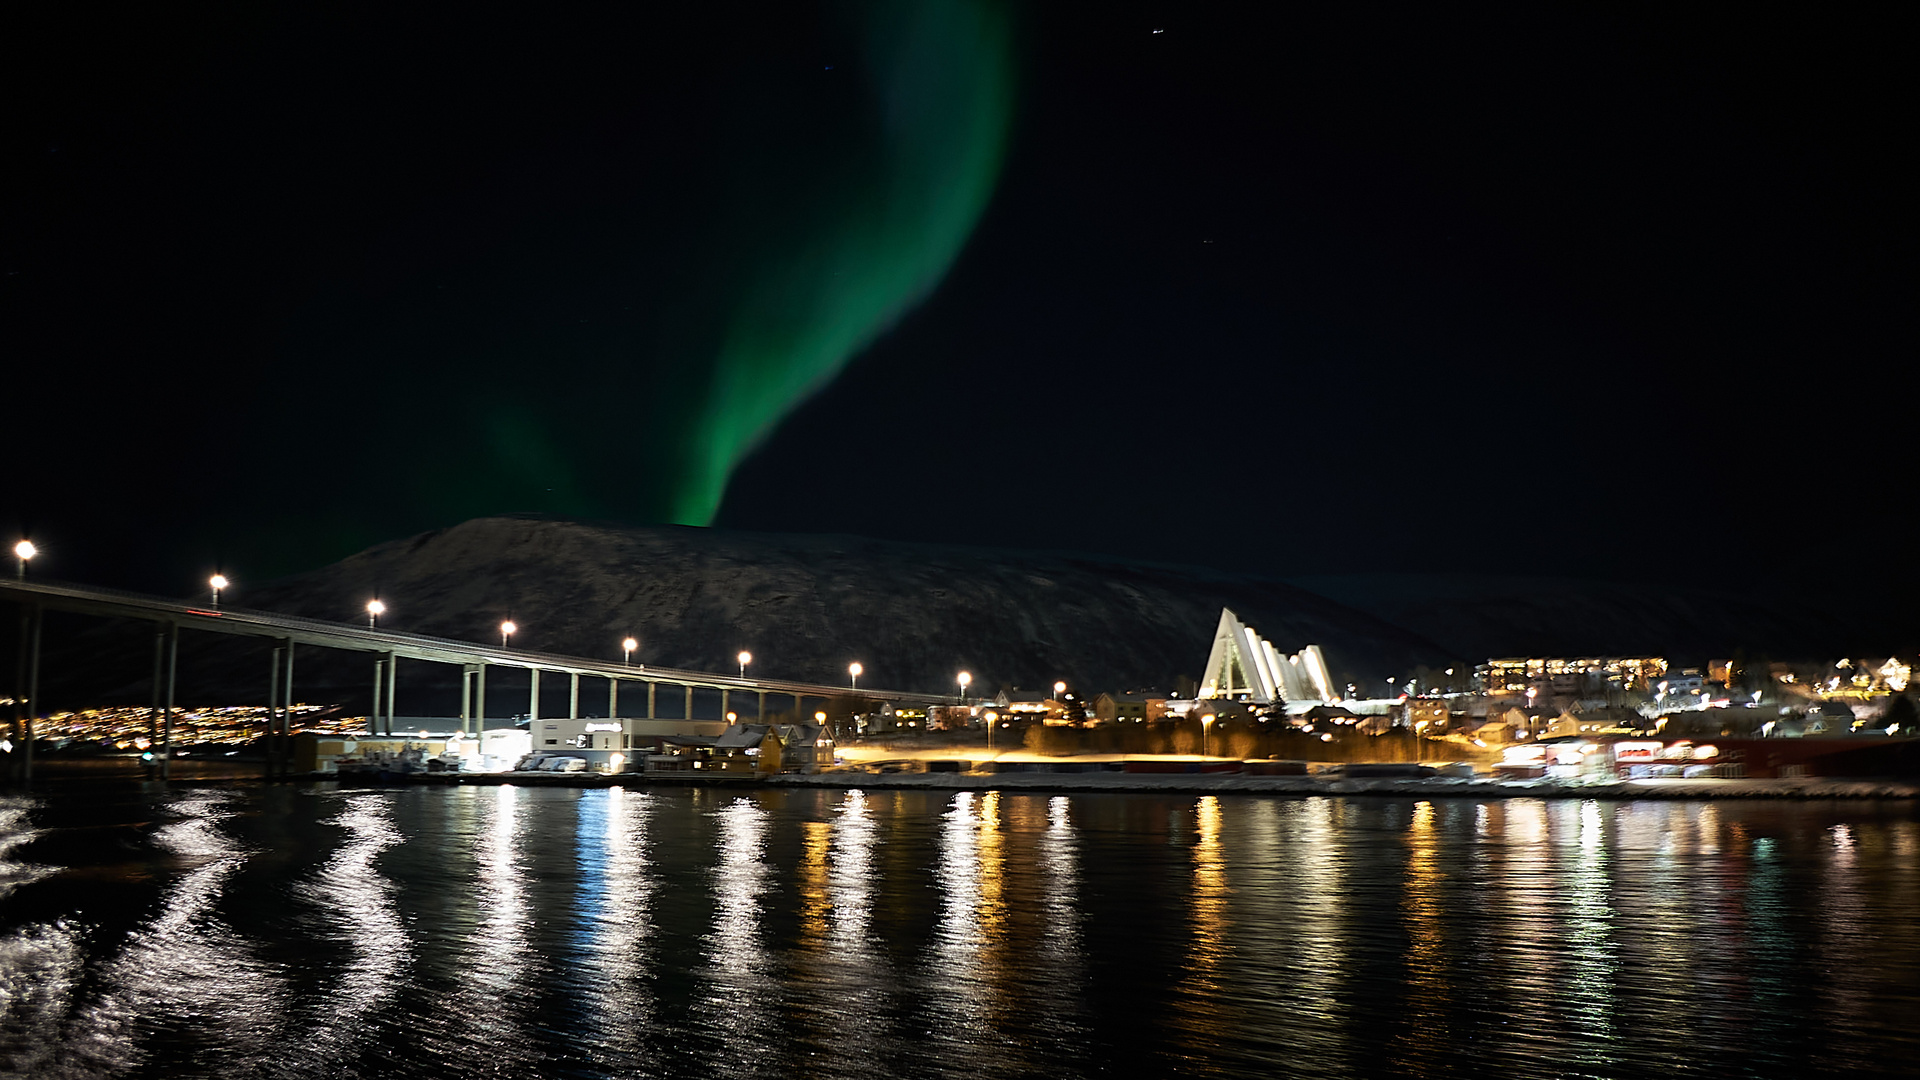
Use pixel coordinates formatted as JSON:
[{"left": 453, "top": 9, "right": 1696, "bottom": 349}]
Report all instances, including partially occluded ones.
[{"left": 1198, "top": 608, "right": 1336, "bottom": 705}]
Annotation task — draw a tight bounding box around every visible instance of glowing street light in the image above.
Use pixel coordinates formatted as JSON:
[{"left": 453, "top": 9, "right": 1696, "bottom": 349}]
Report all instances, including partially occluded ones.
[
  {"left": 957, "top": 670, "right": 972, "bottom": 704},
  {"left": 738, "top": 650, "right": 752, "bottom": 679},
  {"left": 366, "top": 598, "right": 385, "bottom": 628},
  {"left": 13, "top": 540, "right": 35, "bottom": 579},
  {"left": 622, "top": 637, "right": 637, "bottom": 666},
  {"left": 209, "top": 574, "right": 229, "bottom": 609},
  {"left": 1053, "top": 680, "right": 1067, "bottom": 697},
  {"left": 500, "top": 620, "right": 517, "bottom": 647},
  {"left": 849, "top": 661, "right": 863, "bottom": 691}
]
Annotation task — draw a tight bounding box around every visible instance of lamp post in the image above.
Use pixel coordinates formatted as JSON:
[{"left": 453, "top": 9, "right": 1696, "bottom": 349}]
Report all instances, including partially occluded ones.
[
  {"left": 957, "top": 670, "right": 971, "bottom": 705},
  {"left": 209, "top": 574, "right": 228, "bottom": 610},
  {"left": 13, "top": 540, "right": 34, "bottom": 580},
  {"left": 849, "top": 662, "right": 862, "bottom": 692},
  {"left": 366, "top": 598, "right": 385, "bottom": 628},
  {"left": 738, "top": 651, "right": 752, "bottom": 679},
  {"left": 622, "top": 637, "right": 637, "bottom": 666},
  {"left": 500, "top": 620, "right": 516, "bottom": 648}
]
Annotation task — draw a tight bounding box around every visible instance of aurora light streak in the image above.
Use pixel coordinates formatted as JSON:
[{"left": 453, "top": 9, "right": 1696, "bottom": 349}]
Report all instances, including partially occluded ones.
[{"left": 668, "top": 0, "right": 1015, "bottom": 525}]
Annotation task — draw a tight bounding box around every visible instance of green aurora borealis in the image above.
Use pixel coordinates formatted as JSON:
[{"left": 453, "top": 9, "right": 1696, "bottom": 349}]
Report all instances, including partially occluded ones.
[{"left": 671, "top": 0, "right": 1015, "bottom": 525}]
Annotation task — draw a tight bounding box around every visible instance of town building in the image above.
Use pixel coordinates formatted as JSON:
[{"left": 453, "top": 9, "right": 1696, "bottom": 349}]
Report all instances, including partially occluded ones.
[
  {"left": 1477, "top": 656, "right": 1667, "bottom": 696},
  {"left": 1092, "top": 691, "right": 1167, "bottom": 724}
]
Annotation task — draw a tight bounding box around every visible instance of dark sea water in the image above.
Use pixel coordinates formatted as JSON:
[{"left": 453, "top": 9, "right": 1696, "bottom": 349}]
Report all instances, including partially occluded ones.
[{"left": 1, "top": 782, "right": 1916, "bottom": 1079}]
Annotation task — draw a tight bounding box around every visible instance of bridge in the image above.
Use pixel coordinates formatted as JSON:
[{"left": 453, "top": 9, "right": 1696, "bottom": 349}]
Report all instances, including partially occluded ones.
[{"left": 2, "top": 577, "right": 952, "bottom": 781}]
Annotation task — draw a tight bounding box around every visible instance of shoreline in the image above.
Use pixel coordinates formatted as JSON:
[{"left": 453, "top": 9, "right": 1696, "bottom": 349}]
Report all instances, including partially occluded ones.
[
  {"left": 415, "top": 769, "right": 1920, "bottom": 800},
  {"left": 14, "top": 759, "right": 1916, "bottom": 800}
]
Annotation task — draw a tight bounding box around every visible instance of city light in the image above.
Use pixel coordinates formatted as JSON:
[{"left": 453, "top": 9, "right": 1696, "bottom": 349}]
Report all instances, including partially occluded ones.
[
  {"left": 958, "top": 670, "right": 972, "bottom": 704},
  {"left": 500, "top": 620, "right": 517, "bottom": 646},
  {"left": 622, "top": 637, "right": 637, "bottom": 665},
  {"left": 366, "top": 598, "right": 385, "bottom": 627},
  {"left": 209, "top": 574, "right": 228, "bottom": 609},
  {"left": 738, "top": 650, "right": 752, "bottom": 678},
  {"left": 849, "top": 661, "right": 862, "bottom": 690},
  {"left": 13, "top": 540, "right": 34, "bottom": 579}
]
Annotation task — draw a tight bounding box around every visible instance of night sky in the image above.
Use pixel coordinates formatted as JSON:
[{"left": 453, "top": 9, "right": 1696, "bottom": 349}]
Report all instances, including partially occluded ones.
[{"left": 6, "top": 3, "right": 1908, "bottom": 605}]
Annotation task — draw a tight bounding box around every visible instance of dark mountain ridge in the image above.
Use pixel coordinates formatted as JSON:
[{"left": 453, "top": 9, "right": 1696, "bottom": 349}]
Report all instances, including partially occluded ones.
[
  {"left": 23, "top": 517, "right": 1882, "bottom": 714},
  {"left": 31, "top": 517, "right": 1450, "bottom": 712}
]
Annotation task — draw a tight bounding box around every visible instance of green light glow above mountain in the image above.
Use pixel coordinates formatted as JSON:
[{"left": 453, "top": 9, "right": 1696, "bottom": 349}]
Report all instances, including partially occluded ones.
[{"left": 668, "top": 0, "right": 1015, "bottom": 525}]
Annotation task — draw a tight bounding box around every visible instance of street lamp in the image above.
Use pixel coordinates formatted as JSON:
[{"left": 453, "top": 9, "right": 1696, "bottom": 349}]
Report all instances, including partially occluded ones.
[
  {"left": 622, "top": 637, "right": 637, "bottom": 666},
  {"left": 957, "top": 670, "right": 971, "bottom": 704},
  {"left": 366, "top": 598, "right": 385, "bottom": 628},
  {"left": 13, "top": 540, "right": 35, "bottom": 580},
  {"left": 738, "top": 650, "right": 752, "bottom": 679},
  {"left": 209, "top": 574, "right": 228, "bottom": 609},
  {"left": 849, "top": 661, "right": 862, "bottom": 691},
  {"left": 500, "top": 620, "right": 516, "bottom": 647}
]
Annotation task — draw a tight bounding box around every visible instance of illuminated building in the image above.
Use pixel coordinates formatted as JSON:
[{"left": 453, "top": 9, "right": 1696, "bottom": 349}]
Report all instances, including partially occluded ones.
[
  {"left": 1196, "top": 609, "right": 1335, "bottom": 705},
  {"left": 1476, "top": 656, "right": 1667, "bottom": 696}
]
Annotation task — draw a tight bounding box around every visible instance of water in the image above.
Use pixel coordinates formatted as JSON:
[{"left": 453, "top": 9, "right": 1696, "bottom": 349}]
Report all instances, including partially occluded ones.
[{"left": 2, "top": 783, "right": 1916, "bottom": 1079}]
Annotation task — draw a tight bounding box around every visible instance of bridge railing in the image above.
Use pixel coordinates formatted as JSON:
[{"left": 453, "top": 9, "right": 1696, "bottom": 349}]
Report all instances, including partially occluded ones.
[{"left": 0, "top": 577, "right": 947, "bottom": 703}]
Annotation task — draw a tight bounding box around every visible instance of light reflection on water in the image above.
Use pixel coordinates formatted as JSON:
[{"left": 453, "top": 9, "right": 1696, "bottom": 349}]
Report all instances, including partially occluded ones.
[
  {"left": 696, "top": 795, "right": 777, "bottom": 1080},
  {"left": 928, "top": 790, "right": 999, "bottom": 1071},
  {"left": 0, "top": 788, "right": 1915, "bottom": 1079},
  {"left": 573, "top": 787, "right": 655, "bottom": 1071},
  {"left": 62, "top": 791, "right": 288, "bottom": 1078},
  {"left": 293, "top": 792, "right": 407, "bottom": 1071},
  {"left": 1170, "top": 794, "right": 1230, "bottom": 1072}
]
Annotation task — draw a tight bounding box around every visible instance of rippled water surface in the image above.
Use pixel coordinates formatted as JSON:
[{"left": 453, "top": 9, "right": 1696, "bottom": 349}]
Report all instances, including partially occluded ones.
[{"left": 2, "top": 784, "right": 1916, "bottom": 1078}]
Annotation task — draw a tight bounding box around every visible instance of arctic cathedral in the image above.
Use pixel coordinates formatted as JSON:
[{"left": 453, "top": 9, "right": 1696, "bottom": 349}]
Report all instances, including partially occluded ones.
[{"left": 1197, "top": 608, "right": 1337, "bottom": 707}]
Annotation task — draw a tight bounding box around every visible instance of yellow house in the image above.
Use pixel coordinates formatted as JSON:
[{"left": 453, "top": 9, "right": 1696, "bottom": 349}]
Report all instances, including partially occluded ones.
[{"left": 712, "top": 723, "right": 784, "bottom": 775}]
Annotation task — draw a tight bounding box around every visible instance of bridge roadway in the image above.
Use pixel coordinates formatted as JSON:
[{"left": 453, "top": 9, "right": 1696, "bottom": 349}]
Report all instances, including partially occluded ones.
[{"left": 3, "top": 577, "right": 953, "bottom": 780}]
